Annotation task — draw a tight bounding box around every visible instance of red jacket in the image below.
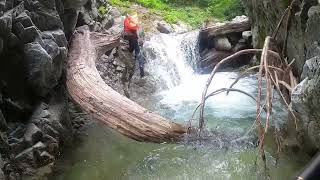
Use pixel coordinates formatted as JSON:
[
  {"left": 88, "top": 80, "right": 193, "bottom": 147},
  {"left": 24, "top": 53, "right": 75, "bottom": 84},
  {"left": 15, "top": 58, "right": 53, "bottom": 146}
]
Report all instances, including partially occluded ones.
[{"left": 124, "top": 17, "right": 139, "bottom": 33}]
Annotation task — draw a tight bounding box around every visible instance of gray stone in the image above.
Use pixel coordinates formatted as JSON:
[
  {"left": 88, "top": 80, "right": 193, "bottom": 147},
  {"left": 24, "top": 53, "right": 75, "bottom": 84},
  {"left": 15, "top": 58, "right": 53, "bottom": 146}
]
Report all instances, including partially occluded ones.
[
  {"left": 24, "top": 42, "right": 56, "bottom": 96},
  {"left": 25, "top": 0, "right": 63, "bottom": 31},
  {"left": 213, "top": 36, "right": 232, "bottom": 51},
  {"left": 42, "top": 38, "right": 60, "bottom": 60},
  {"left": 305, "top": 5, "right": 320, "bottom": 49},
  {"left": 242, "top": 31, "right": 252, "bottom": 40},
  {"left": 157, "top": 22, "right": 172, "bottom": 34},
  {"left": 18, "top": 26, "right": 41, "bottom": 43},
  {"left": 15, "top": 11, "right": 34, "bottom": 27},
  {"left": 24, "top": 123, "right": 43, "bottom": 145},
  {"left": 301, "top": 56, "right": 320, "bottom": 80},
  {"left": 0, "top": 109, "right": 7, "bottom": 131},
  {"left": 307, "top": 41, "right": 320, "bottom": 59},
  {"left": 43, "top": 29, "right": 68, "bottom": 48}
]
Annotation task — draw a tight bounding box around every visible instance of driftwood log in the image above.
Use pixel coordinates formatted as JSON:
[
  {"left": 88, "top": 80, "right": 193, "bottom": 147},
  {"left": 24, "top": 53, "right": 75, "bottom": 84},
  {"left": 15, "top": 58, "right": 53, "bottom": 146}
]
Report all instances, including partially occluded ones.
[
  {"left": 201, "top": 18, "right": 250, "bottom": 37},
  {"left": 66, "top": 26, "right": 187, "bottom": 143}
]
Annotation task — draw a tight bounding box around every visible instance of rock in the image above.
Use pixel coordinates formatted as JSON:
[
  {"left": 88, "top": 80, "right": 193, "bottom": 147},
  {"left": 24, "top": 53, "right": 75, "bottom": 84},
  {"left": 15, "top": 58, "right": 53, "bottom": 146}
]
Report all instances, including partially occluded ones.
[
  {"left": 172, "top": 22, "right": 189, "bottom": 34},
  {"left": 213, "top": 36, "right": 232, "bottom": 51},
  {"left": 0, "top": 109, "right": 7, "bottom": 131},
  {"left": 41, "top": 38, "right": 60, "bottom": 60},
  {"left": 242, "top": 31, "right": 252, "bottom": 40},
  {"left": 301, "top": 56, "right": 320, "bottom": 80},
  {"left": 200, "top": 49, "right": 232, "bottom": 73},
  {"left": 24, "top": 0, "right": 63, "bottom": 31},
  {"left": 64, "top": 0, "right": 89, "bottom": 8},
  {"left": 156, "top": 22, "right": 172, "bottom": 34},
  {"left": 106, "top": 16, "right": 124, "bottom": 35},
  {"left": 24, "top": 123, "right": 43, "bottom": 146},
  {"left": 44, "top": 29, "right": 68, "bottom": 48},
  {"left": 307, "top": 42, "right": 320, "bottom": 60},
  {"left": 305, "top": 5, "right": 320, "bottom": 50},
  {"left": 8, "top": 137, "right": 26, "bottom": 155},
  {"left": 15, "top": 11, "right": 34, "bottom": 28},
  {"left": 37, "top": 151, "right": 54, "bottom": 166},
  {"left": 24, "top": 42, "right": 56, "bottom": 97},
  {"left": 62, "top": 8, "right": 78, "bottom": 40}
]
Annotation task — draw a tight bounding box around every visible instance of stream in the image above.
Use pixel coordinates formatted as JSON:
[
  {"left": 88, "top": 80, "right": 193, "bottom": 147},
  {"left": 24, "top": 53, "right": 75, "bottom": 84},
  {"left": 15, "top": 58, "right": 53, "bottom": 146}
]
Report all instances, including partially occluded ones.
[{"left": 51, "top": 32, "right": 308, "bottom": 180}]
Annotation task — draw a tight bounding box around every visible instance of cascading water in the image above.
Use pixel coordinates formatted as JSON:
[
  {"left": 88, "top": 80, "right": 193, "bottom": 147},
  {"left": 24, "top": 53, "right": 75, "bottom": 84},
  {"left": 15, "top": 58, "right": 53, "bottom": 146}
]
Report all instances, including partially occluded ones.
[
  {"left": 142, "top": 31, "right": 199, "bottom": 89},
  {"left": 51, "top": 32, "right": 307, "bottom": 180}
]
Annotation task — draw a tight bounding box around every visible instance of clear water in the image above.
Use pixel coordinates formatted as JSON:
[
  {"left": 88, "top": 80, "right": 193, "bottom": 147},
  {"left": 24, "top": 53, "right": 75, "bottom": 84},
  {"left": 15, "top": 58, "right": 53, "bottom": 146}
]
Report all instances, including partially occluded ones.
[{"left": 51, "top": 32, "right": 308, "bottom": 180}]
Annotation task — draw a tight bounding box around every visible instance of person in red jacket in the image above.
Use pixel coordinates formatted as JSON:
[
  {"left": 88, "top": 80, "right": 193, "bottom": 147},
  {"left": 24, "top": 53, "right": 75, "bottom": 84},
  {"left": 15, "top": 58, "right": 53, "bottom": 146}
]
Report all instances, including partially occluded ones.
[{"left": 123, "top": 12, "right": 144, "bottom": 77}]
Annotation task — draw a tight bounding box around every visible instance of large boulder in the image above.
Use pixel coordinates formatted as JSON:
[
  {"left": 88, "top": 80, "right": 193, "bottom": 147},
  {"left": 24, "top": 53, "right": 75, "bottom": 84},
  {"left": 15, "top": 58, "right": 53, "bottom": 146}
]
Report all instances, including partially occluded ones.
[
  {"left": 24, "top": 42, "right": 56, "bottom": 97},
  {"left": 213, "top": 36, "right": 232, "bottom": 51}
]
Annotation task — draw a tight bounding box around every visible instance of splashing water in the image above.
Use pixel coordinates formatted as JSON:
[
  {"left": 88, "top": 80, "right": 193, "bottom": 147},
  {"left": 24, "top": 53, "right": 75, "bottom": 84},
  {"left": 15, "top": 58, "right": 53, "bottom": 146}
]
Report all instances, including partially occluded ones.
[{"left": 50, "top": 31, "right": 308, "bottom": 180}]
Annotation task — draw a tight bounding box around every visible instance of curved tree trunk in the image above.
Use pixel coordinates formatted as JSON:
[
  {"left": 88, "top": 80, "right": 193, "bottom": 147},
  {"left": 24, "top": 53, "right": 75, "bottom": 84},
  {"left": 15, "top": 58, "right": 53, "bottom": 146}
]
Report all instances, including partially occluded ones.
[{"left": 66, "top": 26, "right": 187, "bottom": 143}]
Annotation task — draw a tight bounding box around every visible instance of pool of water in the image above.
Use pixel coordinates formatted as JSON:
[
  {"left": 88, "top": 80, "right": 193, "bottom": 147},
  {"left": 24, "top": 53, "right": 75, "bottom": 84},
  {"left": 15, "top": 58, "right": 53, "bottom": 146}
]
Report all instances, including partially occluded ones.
[{"left": 50, "top": 32, "right": 309, "bottom": 180}]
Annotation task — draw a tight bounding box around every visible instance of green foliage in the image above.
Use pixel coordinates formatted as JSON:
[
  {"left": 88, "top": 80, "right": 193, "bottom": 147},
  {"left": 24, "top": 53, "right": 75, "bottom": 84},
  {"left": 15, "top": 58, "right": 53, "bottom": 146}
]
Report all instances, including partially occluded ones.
[
  {"left": 208, "top": 0, "right": 245, "bottom": 20},
  {"left": 109, "top": 0, "right": 245, "bottom": 28},
  {"left": 98, "top": 5, "right": 107, "bottom": 15}
]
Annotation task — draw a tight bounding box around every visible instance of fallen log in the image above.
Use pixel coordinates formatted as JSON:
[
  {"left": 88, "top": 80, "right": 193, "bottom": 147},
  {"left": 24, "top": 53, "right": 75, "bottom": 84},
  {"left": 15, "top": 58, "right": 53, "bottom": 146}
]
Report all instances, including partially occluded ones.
[
  {"left": 201, "top": 17, "right": 250, "bottom": 37},
  {"left": 66, "top": 26, "right": 187, "bottom": 143}
]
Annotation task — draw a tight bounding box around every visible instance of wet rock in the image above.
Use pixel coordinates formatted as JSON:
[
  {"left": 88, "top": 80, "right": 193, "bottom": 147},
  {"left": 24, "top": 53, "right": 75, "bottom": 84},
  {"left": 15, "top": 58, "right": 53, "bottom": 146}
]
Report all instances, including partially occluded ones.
[
  {"left": 24, "top": 123, "right": 43, "bottom": 146},
  {"left": 213, "top": 36, "right": 232, "bottom": 51},
  {"left": 156, "top": 22, "right": 172, "bottom": 34}
]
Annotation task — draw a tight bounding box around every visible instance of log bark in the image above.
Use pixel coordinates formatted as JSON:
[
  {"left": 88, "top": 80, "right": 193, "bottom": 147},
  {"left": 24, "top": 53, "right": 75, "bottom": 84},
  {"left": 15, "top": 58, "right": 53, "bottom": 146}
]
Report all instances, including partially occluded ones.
[
  {"left": 66, "top": 26, "right": 187, "bottom": 143},
  {"left": 201, "top": 18, "right": 250, "bottom": 37}
]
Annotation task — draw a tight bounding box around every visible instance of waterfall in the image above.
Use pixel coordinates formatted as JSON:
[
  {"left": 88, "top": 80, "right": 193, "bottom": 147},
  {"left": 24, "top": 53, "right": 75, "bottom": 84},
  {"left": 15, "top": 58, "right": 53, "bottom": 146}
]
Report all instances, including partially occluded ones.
[{"left": 143, "top": 31, "right": 200, "bottom": 89}]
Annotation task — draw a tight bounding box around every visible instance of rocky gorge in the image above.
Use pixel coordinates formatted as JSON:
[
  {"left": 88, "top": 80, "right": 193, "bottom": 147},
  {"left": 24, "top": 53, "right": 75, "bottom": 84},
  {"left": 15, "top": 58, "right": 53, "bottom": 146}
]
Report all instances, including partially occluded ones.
[
  {"left": 0, "top": 0, "right": 320, "bottom": 179},
  {"left": 241, "top": 0, "right": 320, "bottom": 154}
]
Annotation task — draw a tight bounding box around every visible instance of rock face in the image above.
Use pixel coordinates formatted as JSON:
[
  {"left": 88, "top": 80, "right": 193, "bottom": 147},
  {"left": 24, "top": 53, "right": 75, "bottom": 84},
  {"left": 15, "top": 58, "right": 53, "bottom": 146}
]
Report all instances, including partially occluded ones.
[
  {"left": 242, "top": 0, "right": 320, "bottom": 151},
  {"left": 0, "top": 0, "right": 105, "bottom": 178}
]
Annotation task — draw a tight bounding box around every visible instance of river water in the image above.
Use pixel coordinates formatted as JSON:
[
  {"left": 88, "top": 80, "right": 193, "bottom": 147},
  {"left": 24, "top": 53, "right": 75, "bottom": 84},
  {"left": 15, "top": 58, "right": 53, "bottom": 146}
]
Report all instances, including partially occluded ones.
[{"left": 51, "top": 32, "right": 308, "bottom": 179}]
